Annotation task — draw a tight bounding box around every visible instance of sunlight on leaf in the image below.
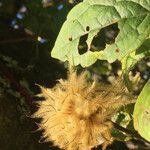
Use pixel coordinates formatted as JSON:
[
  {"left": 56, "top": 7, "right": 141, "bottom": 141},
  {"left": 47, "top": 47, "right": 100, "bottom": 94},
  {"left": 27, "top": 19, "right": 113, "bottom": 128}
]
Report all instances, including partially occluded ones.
[
  {"left": 51, "top": 0, "right": 150, "bottom": 67},
  {"left": 133, "top": 79, "right": 150, "bottom": 142}
]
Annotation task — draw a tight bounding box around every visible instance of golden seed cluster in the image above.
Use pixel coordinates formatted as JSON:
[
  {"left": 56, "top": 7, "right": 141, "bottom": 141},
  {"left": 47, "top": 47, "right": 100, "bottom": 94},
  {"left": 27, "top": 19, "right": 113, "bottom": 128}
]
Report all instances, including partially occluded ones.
[{"left": 33, "top": 70, "right": 133, "bottom": 150}]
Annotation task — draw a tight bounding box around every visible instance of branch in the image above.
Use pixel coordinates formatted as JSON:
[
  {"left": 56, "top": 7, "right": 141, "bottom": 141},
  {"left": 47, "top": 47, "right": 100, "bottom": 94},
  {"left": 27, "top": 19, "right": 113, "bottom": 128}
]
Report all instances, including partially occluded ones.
[
  {"left": 112, "top": 121, "right": 150, "bottom": 144},
  {"left": 0, "top": 62, "right": 35, "bottom": 112},
  {"left": 0, "top": 36, "right": 37, "bottom": 44}
]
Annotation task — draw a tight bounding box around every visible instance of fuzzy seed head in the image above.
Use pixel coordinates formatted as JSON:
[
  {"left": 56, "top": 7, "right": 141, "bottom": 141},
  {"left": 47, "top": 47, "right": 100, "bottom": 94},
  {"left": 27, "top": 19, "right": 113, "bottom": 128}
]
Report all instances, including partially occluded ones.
[{"left": 33, "top": 71, "right": 133, "bottom": 150}]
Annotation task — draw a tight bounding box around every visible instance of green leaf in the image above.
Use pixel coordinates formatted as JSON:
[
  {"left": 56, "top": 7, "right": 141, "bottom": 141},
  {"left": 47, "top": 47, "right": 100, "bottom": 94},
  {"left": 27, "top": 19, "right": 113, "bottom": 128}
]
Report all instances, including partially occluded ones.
[
  {"left": 122, "top": 38, "right": 150, "bottom": 74},
  {"left": 122, "top": 51, "right": 144, "bottom": 72},
  {"left": 121, "top": 38, "right": 150, "bottom": 71},
  {"left": 133, "top": 79, "right": 150, "bottom": 142},
  {"left": 51, "top": 0, "right": 150, "bottom": 67},
  {"left": 121, "top": 38, "right": 150, "bottom": 91},
  {"left": 136, "top": 38, "right": 150, "bottom": 56},
  {"left": 121, "top": 51, "right": 144, "bottom": 91}
]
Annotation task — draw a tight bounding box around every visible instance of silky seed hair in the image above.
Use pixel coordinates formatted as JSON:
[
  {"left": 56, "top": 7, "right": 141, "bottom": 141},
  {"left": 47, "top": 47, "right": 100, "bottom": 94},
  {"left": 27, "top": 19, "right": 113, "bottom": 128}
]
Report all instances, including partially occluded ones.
[{"left": 33, "top": 69, "right": 135, "bottom": 150}]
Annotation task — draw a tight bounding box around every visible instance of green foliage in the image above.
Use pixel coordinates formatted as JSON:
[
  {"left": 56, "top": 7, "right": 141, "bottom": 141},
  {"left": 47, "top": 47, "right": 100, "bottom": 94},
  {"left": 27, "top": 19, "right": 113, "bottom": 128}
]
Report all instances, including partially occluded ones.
[
  {"left": 122, "top": 39, "right": 150, "bottom": 73},
  {"left": 22, "top": 0, "right": 70, "bottom": 37},
  {"left": 51, "top": 0, "right": 150, "bottom": 144},
  {"left": 0, "top": 55, "right": 31, "bottom": 113},
  {"left": 51, "top": 0, "right": 150, "bottom": 67},
  {"left": 0, "top": 0, "right": 150, "bottom": 149},
  {"left": 133, "top": 79, "right": 150, "bottom": 142}
]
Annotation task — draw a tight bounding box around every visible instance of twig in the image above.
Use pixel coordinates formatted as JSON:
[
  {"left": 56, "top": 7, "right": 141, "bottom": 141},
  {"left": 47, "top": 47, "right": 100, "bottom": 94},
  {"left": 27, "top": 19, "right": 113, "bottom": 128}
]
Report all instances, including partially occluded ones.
[
  {"left": 112, "top": 121, "right": 150, "bottom": 144},
  {"left": 0, "top": 62, "right": 35, "bottom": 111},
  {"left": 0, "top": 36, "right": 37, "bottom": 44}
]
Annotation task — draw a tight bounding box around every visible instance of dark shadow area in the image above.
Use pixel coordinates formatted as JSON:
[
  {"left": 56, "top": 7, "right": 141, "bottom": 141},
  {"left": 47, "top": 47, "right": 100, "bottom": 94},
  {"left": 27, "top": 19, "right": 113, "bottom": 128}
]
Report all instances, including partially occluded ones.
[
  {"left": 90, "top": 23, "right": 119, "bottom": 52},
  {"left": 78, "top": 33, "right": 88, "bottom": 54}
]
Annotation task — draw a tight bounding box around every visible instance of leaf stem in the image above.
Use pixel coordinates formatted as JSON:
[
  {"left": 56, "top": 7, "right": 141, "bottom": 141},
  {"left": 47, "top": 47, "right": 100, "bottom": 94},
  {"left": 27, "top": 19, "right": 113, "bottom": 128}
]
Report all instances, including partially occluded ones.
[{"left": 112, "top": 121, "right": 150, "bottom": 145}]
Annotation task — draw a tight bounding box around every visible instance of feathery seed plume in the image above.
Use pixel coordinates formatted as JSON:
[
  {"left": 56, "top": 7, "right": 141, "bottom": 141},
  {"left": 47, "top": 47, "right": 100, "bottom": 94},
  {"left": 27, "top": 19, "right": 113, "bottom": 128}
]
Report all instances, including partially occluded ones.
[{"left": 33, "top": 70, "right": 134, "bottom": 150}]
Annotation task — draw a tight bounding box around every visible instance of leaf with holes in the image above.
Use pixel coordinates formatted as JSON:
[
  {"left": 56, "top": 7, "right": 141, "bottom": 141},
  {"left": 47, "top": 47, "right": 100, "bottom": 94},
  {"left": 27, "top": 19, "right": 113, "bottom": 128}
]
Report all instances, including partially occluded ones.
[
  {"left": 51, "top": 0, "right": 150, "bottom": 67},
  {"left": 133, "top": 79, "right": 150, "bottom": 142}
]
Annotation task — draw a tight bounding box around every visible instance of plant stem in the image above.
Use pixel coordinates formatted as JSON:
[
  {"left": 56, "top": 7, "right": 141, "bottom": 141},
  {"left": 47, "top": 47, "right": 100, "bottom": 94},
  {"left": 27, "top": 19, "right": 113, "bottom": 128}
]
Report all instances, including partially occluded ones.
[
  {"left": 0, "top": 62, "right": 35, "bottom": 112},
  {"left": 112, "top": 121, "right": 150, "bottom": 145}
]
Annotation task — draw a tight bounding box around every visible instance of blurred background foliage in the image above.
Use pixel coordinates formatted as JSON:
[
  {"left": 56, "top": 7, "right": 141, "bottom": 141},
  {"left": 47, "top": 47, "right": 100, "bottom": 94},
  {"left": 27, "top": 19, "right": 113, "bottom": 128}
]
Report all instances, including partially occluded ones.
[{"left": 0, "top": 0, "right": 150, "bottom": 150}]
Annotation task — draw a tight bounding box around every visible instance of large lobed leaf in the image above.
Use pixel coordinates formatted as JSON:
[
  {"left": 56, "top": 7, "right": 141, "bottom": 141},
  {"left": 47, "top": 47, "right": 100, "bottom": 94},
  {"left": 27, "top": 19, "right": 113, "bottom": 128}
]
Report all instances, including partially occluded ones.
[
  {"left": 51, "top": 0, "right": 150, "bottom": 67},
  {"left": 133, "top": 79, "right": 150, "bottom": 142}
]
